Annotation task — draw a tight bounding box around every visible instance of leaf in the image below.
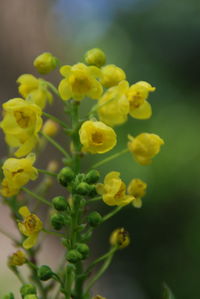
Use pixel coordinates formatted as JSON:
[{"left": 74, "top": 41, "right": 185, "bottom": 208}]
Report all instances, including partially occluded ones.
[{"left": 162, "top": 283, "right": 176, "bottom": 299}]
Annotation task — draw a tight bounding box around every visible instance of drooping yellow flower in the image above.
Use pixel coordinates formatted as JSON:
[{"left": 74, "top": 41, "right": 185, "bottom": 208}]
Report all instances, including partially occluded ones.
[
  {"left": 85, "top": 48, "right": 106, "bottom": 67},
  {"left": 98, "top": 81, "right": 129, "bottom": 126},
  {"left": 33, "top": 52, "right": 58, "bottom": 74},
  {"left": 58, "top": 63, "right": 103, "bottom": 101},
  {"left": 100, "top": 64, "right": 126, "bottom": 88},
  {"left": 126, "top": 81, "right": 155, "bottom": 119},
  {"left": 128, "top": 133, "right": 164, "bottom": 165},
  {"left": 18, "top": 206, "right": 43, "bottom": 249},
  {"left": 128, "top": 178, "right": 147, "bottom": 208},
  {"left": 110, "top": 228, "right": 130, "bottom": 249},
  {"left": 2, "top": 153, "right": 38, "bottom": 190},
  {"left": 8, "top": 250, "right": 26, "bottom": 267},
  {"left": 17, "top": 74, "right": 52, "bottom": 109},
  {"left": 96, "top": 171, "right": 134, "bottom": 206},
  {"left": 79, "top": 120, "right": 117, "bottom": 154},
  {"left": 0, "top": 98, "right": 42, "bottom": 157},
  {"left": 0, "top": 178, "right": 20, "bottom": 198}
]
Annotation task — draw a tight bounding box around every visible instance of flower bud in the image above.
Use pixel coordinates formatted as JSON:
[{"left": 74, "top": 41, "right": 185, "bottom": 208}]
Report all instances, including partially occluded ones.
[
  {"left": 8, "top": 250, "right": 26, "bottom": 267},
  {"left": 47, "top": 160, "right": 59, "bottom": 172},
  {"left": 33, "top": 52, "right": 58, "bottom": 74},
  {"left": 76, "top": 243, "right": 90, "bottom": 259},
  {"left": 84, "top": 48, "right": 106, "bottom": 67},
  {"left": 92, "top": 296, "right": 106, "bottom": 299},
  {"left": 42, "top": 120, "right": 59, "bottom": 137},
  {"left": 66, "top": 249, "right": 82, "bottom": 263},
  {"left": 51, "top": 214, "right": 65, "bottom": 230},
  {"left": 87, "top": 211, "right": 102, "bottom": 227},
  {"left": 3, "top": 293, "right": 15, "bottom": 299},
  {"left": 110, "top": 228, "right": 130, "bottom": 249},
  {"left": 24, "top": 295, "right": 38, "bottom": 299},
  {"left": 85, "top": 169, "right": 100, "bottom": 184},
  {"left": 37, "top": 265, "right": 53, "bottom": 281},
  {"left": 20, "top": 284, "right": 36, "bottom": 297},
  {"left": 76, "top": 182, "right": 91, "bottom": 195},
  {"left": 57, "top": 167, "right": 75, "bottom": 187},
  {"left": 88, "top": 184, "right": 98, "bottom": 197},
  {"left": 52, "top": 196, "right": 68, "bottom": 211}
]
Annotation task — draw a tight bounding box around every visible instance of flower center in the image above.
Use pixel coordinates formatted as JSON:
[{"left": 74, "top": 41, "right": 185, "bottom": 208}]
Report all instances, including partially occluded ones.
[
  {"left": 14, "top": 110, "right": 33, "bottom": 128},
  {"left": 91, "top": 131, "right": 104, "bottom": 145},
  {"left": 25, "top": 215, "right": 38, "bottom": 232},
  {"left": 70, "top": 73, "right": 91, "bottom": 94}
]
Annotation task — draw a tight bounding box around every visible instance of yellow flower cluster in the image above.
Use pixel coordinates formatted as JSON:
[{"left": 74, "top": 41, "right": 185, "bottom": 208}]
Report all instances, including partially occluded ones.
[
  {"left": 18, "top": 206, "right": 43, "bottom": 249},
  {"left": 0, "top": 154, "right": 38, "bottom": 197}
]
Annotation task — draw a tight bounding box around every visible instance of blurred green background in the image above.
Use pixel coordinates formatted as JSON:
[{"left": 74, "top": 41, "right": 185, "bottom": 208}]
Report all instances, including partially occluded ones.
[{"left": 0, "top": 0, "right": 200, "bottom": 298}]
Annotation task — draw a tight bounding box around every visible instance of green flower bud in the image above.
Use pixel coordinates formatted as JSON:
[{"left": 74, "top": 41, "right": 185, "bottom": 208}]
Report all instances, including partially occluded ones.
[
  {"left": 66, "top": 249, "right": 82, "bottom": 263},
  {"left": 51, "top": 214, "right": 65, "bottom": 230},
  {"left": 20, "top": 284, "right": 36, "bottom": 297},
  {"left": 3, "top": 293, "right": 15, "bottom": 299},
  {"left": 57, "top": 167, "right": 75, "bottom": 187},
  {"left": 76, "top": 182, "right": 91, "bottom": 195},
  {"left": 88, "top": 184, "right": 98, "bottom": 197},
  {"left": 37, "top": 265, "right": 53, "bottom": 281},
  {"left": 52, "top": 196, "right": 68, "bottom": 211},
  {"left": 84, "top": 48, "right": 106, "bottom": 67},
  {"left": 33, "top": 52, "right": 58, "bottom": 74},
  {"left": 76, "top": 243, "right": 90, "bottom": 259},
  {"left": 87, "top": 211, "right": 102, "bottom": 227},
  {"left": 85, "top": 169, "right": 100, "bottom": 184},
  {"left": 24, "top": 295, "right": 38, "bottom": 299}
]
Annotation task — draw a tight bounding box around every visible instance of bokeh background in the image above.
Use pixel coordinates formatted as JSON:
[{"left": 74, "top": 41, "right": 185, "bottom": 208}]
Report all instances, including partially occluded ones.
[{"left": 0, "top": 0, "right": 200, "bottom": 298}]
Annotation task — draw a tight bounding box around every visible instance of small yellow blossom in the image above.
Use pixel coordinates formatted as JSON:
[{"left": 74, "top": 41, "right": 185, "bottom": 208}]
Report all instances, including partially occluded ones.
[
  {"left": 42, "top": 120, "right": 59, "bottom": 136},
  {"left": 92, "top": 296, "right": 106, "bottom": 299},
  {"left": 85, "top": 48, "right": 106, "bottom": 67},
  {"left": 2, "top": 153, "right": 38, "bottom": 190},
  {"left": 79, "top": 120, "right": 117, "bottom": 154},
  {"left": 18, "top": 206, "right": 43, "bottom": 249},
  {"left": 100, "top": 64, "right": 126, "bottom": 88},
  {"left": 0, "top": 178, "right": 20, "bottom": 198},
  {"left": 0, "top": 98, "right": 42, "bottom": 157},
  {"left": 98, "top": 81, "right": 129, "bottom": 126},
  {"left": 58, "top": 63, "right": 103, "bottom": 101},
  {"left": 126, "top": 81, "right": 155, "bottom": 119},
  {"left": 8, "top": 250, "right": 26, "bottom": 267},
  {"left": 96, "top": 171, "right": 134, "bottom": 206},
  {"left": 33, "top": 52, "right": 58, "bottom": 74},
  {"left": 110, "top": 228, "right": 130, "bottom": 249},
  {"left": 17, "top": 74, "right": 52, "bottom": 109},
  {"left": 128, "top": 178, "right": 147, "bottom": 208},
  {"left": 128, "top": 133, "right": 164, "bottom": 165}
]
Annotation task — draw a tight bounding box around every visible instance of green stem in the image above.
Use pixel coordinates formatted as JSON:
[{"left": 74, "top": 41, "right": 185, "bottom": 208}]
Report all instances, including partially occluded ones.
[
  {"left": 103, "top": 206, "right": 123, "bottom": 222},
  {"left": 84, "top": 246, "right": 117, "bottom": 295},
  {"left": 42, "top": 228, "right": 64, "bottom": 237},
  {"left": 71, "top": 101, "right": 81, "bottom": 173},
  {"left": 44, "top": 81, "right": 60, "bottom": 96},
  {"left": 88, "top": 96, "right": 116, "bottom": 117},
  {"left": 38, "top": 168, "right": 57, "bottom": 177},
  {"left": 22, "top": 187, "right": 52, "bottom": 207},
  {"left": 86, "top": 196, "right": 102, "bottom": 205},
  {"left": 43, "top": 111, "right": 68, "bottom": 129},
  {"left": 92, "top": 148, "right": 129, "bottom": 169},
  {"left": 40, "top": 131, "right": 70, "bottom": 160},
  {"left": 64, "top": 264, "right": 75, "bottom": 299}
]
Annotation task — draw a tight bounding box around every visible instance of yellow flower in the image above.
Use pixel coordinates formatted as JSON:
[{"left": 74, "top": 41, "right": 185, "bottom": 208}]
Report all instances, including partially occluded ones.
[
  {"left": 0, "top": 98, "right": 42, "bottom": 157},
  {"left": 17, "top": 74, "right": 52, "bottom": 109},
  {"left": 58, "top": 63, "right": 103, "bottom": 101},
  {"left": 96, "top": 171, "right": 134, "bottom": 206},
  {"left": 110, "top": 228, "right": 130, "bottom": 249},
  {"left": 8, "top": 250, "right": 26, "bottom": 267},
  {"left": 128, "top": 178, "right": 147, "bottom": 208},
  {"left": 0, "top": 178, "right": 20, "bottom": 198},
  {"left": 126, "top": 81, "right": 155, "bottom": 119},
  {"left": 33, "top": 52, "right": 58, "bottom": 74},
  {"left": 79, "top": 120, "right": 117, "bottom": 154},
  {"left": 85, "top": 48, "right": 106, "bottom": 67},
  {"left": 98, "top": 81, "right": 129, "bottom": 126},
  {"left": 92, "top": 296, "right": 106, "bottom": 299},
  {"left": 42, "top": 120, "right": 59, "bottom": 137},
  {"left": 2, "top": 153, "right": 38, "bottom": 190},
  {"left": 100, "top": 64, "right": 126, "bottom": 88},
  {"left": 18, "top": 206, "right": 43, "bottom": 249},
  {"left": 128, "top": 133, "right": 164, "bottom": 165}
]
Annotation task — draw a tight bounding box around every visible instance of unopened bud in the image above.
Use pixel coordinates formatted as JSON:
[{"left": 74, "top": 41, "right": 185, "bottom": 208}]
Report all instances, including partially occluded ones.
[
  {"left": 76, "top": 243, "right": 90, "bottom": 259},
  {"left": 51, "top": 214, "right": 65, "bottom": 230},
  {"left": 85, "top": 169, "right": 100, "bottom": 184},
  {"left": 37, "top": 265, "right": 53, "bottom": 281},
  {"left": 110, "top": 228, "right": 130, "bottom": 249},
  {"left": 20, "top": 284, "right": 36, "bottom": 297},
  {"left": 85, "top": 48, "right": 106, "bottom": 67},
  {"left": 76, "top": 182, "right": 90, "bottom": 195},
  {"left": 87, "top": 211, "right": 102, "bottom": 227},
  {"left": 24, "top": 295, "right": 38, "bottom": 299},
  {"left": 42, "top": 120, "right": 59, "bottom": 137},
  {"left": 3, "top": 293, "right": 15, "bottom": 299},
  {"left": 33, "top": 52, "right": 58, "bottom": 74},
  {"left": 57, "top": 167, "right": 75, "bottom": 187},
  {"left": 66, "top": 249, "right": 82, "bottom": 263},
  {"left": 52, "top": 196, "right": 68, "bottom": 211}
]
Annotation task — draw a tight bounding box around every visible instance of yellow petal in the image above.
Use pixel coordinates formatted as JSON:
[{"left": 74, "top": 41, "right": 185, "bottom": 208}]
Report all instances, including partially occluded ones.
[
  {"left": 23, "top": 233, "right": 38, "bottom": 249},
  {"left": 19, "top": 206, "right": 31, "bottom": 218},
  {"left": 58, "top": 79, "right": 72, "bottom": 101},
  {"left": 60, "top": 65, "right": 71, "bottom": 77},
  {"left": 129, "top": 100, "right": 152, "bottom": 119},
  {"left": 133, "top": 198, "right": 143, "bottom": 208}
]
